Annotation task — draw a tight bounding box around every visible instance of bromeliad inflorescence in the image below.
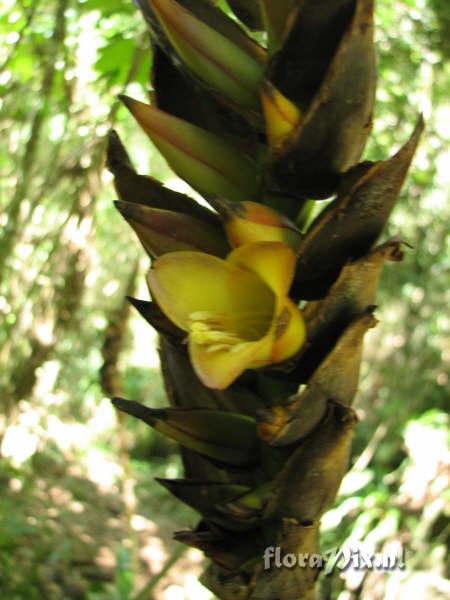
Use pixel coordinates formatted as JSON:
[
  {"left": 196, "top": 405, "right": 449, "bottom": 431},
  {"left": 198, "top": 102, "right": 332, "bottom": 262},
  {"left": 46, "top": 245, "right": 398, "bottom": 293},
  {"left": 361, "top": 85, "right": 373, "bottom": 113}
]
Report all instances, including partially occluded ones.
[{"left": 107, "top": 1, "right": 423, "bottom": 597}]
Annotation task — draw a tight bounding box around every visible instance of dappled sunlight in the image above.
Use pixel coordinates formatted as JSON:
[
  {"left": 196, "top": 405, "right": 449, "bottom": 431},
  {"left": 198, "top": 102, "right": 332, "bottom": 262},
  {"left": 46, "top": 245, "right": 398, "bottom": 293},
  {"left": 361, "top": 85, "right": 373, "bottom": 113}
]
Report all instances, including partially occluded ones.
[
  {"left": 131, "top": 514, "right": 158, "bottom": 534},
  {"left": 321, "top": 410, "right": 450, "bottom": 598},
  {"left": 85, "top": 448, "right": 124, "bottom": 491},
  {"left": 0, "top": 393, "right": 209, "bottom": 598},
  {"left": 129, "top": 311, "right": 161, "bottom": 369},
  {"left": 46, "top": 416, "right": 92, "bottom": 452},
  {"left": 1, "top": 402, "right": 41, "bottom": 466},
  {"left": 399, "top": 418, "right": 449, "bottom": 508},
  {"left": 155, "top": 549, "right": 213, "bottom": 600},
  {"left": 140, "top": 537, "right": 168, "bottom": 573},
  {"left": 1, "top": 423, "right": 40, "bottom": 466}
]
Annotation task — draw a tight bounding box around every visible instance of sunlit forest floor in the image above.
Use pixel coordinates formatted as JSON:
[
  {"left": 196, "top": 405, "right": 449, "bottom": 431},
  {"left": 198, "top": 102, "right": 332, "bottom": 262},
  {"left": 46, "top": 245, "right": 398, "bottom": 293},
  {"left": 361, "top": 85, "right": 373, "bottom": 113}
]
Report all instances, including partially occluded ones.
[
  {"left": 1, "top": 0, "right": 449, "bottom": 598},
  {"left": 1, "top": 374, "right": 210, "bottom": 600}
]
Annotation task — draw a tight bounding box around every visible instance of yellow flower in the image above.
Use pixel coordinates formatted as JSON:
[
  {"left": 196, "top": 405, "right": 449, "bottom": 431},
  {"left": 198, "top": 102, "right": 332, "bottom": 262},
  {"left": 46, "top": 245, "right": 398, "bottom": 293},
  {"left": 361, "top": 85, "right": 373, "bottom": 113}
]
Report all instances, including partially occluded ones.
[{"left": 148, "top": 241, "right": 306, "bottom": 389}]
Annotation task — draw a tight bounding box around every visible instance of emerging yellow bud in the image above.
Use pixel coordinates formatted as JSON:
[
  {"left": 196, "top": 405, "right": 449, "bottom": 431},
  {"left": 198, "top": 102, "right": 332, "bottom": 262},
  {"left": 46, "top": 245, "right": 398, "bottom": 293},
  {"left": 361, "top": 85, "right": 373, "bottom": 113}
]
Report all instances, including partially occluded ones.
[
  {"left": 219, "top": 200, "right": 302, "bottom": 251},
  {"left": 261, "top": 81, "right": 302, "bottom": 152}
]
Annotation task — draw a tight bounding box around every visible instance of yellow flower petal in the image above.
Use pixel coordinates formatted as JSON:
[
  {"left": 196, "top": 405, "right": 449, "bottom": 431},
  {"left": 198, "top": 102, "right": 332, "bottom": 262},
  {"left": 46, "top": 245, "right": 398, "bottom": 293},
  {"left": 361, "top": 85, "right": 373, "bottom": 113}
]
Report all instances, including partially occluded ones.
[
  {"left": 189, "top": 336, "right": 269, "bottom": 390},
  {"left": 270, "top": 298, "right": 306, "bottom": 363},
  {"left": 227, "top": 241, "right": 296, "bottom": 297},
  {"left": 148, "top": 251, "right": 274, "bottom": 332}
]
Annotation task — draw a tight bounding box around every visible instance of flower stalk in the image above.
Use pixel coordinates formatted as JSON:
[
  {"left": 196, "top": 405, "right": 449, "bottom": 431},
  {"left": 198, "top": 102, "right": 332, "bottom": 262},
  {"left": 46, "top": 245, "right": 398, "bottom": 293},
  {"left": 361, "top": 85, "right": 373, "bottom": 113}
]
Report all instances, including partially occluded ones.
[{"left": 108, "top": 1, "right": 423, "bottom": 598}]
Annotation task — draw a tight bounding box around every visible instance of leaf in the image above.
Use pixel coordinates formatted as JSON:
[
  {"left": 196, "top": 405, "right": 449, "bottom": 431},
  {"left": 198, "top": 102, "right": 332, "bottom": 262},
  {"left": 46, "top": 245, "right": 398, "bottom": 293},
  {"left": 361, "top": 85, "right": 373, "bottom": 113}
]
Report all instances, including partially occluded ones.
[
  {"left": 156, "top": 478, "right": 259, "bottom": 531},
  {"left": 152, "top": 45, "right": 260, "bottom": 154},
  {"left": 218, "top": 481, "right": 272, "bottom": 516},
  {"left": 259, "top": 309, "right": 377, "bottom": 446},
  {"left": 293, "top": 116, "right": 424, "bottom": 299},
  {"left": 95, "top": 37, "right": 137, "bottom": 86},
  {"left": 120, "top": 95, "right": 261, "bottom": 202},
  {"left": 114, "top": 200, "right": 229, "bottom": 257},
  {"left": 159, "top": 337, "right": 262, "bottom": 483},
  {"left": 156, "top": 478, "right": 250, "bottom": 514},
  {"left": 264, "top": 402, "right": 357, "bottom": 522},
  {"left": 106, "top": 130, "right": 219, "bottom": 225},
  {"left": 82, "top": 0, "right": 135, "bottom": 16},
  {"left": 292, "top": 239, "right": 406, "bottom": 381},
  {"left": 174, "top": 525, "right": 265, "bottom": 571},
  {"left": 112, "top": 398, "right": 261, "bottom": 467},
  {"left": 270, "top": 0, "right": 376, "bottom": 198},
  {"left": 147, "top": 0, "right": 265, "bottom": 110},
  {"left": 270, "top": 0, "right": 356, "bottom": 108},
  {"left": 137, "top": 0, "right": 265, "bottom": 62},
  {"left": 260, "top": 0, "right": 299, "bottom": 54}
]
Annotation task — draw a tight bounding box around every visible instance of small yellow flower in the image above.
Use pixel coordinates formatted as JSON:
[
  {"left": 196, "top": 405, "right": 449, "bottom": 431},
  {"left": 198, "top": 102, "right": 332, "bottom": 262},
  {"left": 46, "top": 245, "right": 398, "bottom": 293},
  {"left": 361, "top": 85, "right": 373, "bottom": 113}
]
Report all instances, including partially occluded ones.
[{"left": 148, "top": 241, "right": 306, "bottom": 389}]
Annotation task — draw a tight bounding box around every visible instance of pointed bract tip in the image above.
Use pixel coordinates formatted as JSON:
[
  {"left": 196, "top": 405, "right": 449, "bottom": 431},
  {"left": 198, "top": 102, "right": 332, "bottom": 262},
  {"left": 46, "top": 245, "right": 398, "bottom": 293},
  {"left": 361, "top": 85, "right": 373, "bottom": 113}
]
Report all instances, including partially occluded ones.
[
  {"left": 118, "top": 93, "right": 133, "bottom": 108},
  {"left": 113, "top": 199, "right": 126, "bottom": 213},
  {"left": 120, "top": 95, "right": 260, "bottom": 202},
  {"left": 106, "top": 130, "right": 134, "bottom": 172},
  {"left": 260, "top": 0, "right": 298, "bottom": 54},
  {"left": 113, "top": 200, "right": 140, "bottom": 221},
  {"left": 111, "top": 396, "right": 128, "bottom": 410},
  {"left": 126, "top": 295, "right": 146, "bottom": 309},
  {"left": 214, "top": 198, "right": 246, "bottom": 221},
  {"left": 108, "top": 129, "right": 120, "bottom": 143},
  {"left": 111, "top": 397, "right": 160, "bottom": 425}
]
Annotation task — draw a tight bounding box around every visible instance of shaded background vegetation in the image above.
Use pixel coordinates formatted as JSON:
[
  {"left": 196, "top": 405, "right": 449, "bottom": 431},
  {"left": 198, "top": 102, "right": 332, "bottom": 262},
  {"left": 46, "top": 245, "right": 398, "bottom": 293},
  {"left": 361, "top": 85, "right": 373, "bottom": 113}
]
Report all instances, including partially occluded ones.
[{"left": 0, "top": 0, "right": 448, "bottom": 598}]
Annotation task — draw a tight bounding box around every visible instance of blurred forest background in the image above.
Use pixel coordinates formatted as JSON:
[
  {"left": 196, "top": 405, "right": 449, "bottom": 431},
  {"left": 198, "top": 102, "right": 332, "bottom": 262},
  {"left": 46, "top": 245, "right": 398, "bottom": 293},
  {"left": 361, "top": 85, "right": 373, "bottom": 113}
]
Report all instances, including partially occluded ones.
[{"left": 0, "top": 0, "right": 449, "bottom": 599}]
